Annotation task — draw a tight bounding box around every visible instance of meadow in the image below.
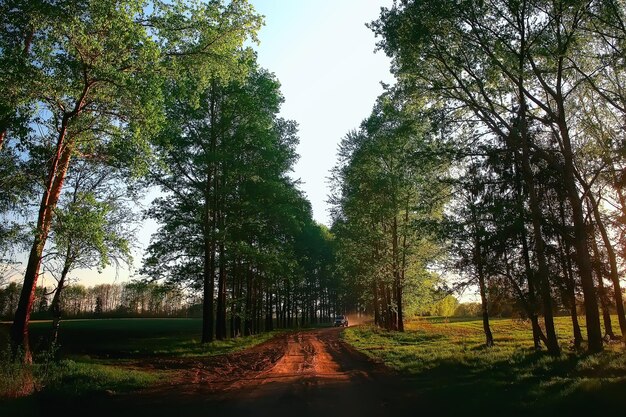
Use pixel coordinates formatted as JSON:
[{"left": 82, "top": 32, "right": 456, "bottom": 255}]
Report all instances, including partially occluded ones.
[
  {"left": 343, "top": 316, "right": 626, "bottom": 415},
  {"left": 0, "top": 318, "right": 282, "bottom": 400}
]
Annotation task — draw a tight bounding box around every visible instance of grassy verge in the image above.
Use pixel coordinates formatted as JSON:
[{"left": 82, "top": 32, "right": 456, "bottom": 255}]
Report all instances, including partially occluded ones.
[
  {"left": 343, "top": 316, "right": 626, "bottom": 415},
  {"left": 0, "top": 318, "right": 285, "bottom": 400}
]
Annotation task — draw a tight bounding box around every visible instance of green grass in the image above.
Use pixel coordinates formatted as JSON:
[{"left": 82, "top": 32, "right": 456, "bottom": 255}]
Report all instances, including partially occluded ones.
[
  {"left": 343, "top": 316, "right": 626, "bottom": 416},
  {"left": 1, "top": 318, "right": 282, "bottom": 358},
  {"left": 44, "top": 360, "right": 160, "bottom": 395},
  {"left": 0, "top": 318, "right": 284, "bottom": 400}
]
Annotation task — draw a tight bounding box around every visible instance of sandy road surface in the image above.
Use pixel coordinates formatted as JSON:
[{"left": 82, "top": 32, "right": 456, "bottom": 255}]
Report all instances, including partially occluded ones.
[
  {"left": 209, "top": 327, "right": 404, "bottom": 417},
  {"left": 48, "top": 327, "right": 417, "bottom": 417}
]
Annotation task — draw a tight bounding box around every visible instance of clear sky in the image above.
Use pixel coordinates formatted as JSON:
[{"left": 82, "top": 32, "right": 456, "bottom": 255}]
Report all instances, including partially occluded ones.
[{"left": 249, "top": 0, "right": 395, "bottom": 225}]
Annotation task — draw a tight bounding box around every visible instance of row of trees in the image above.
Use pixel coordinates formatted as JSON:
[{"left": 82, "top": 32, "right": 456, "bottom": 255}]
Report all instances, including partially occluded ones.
[
  {"left": 330, "top": 91, "right": 449, "bottom": 332},
  {"left": 0, "top": 282, "right": 188, "bottom": 319},
  {"left": 332, "top": 0, "right": 626, "bottom": 354},
  {"left": 0, "top": 0, "right": 339, "bottom": 362},
  {"left": 141, "top": 56, "right": 340, "bottom": 341}
]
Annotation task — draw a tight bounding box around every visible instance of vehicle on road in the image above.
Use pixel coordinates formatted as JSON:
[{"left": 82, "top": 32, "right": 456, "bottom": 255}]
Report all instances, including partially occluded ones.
[{"left": 334, "top": 315, "right": 348, "bottom": 327}]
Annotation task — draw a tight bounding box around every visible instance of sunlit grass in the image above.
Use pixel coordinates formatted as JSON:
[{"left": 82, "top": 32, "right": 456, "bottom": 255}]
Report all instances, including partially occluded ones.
[{"left": 343, "top": 316, "right": 626, "bottom": 415}]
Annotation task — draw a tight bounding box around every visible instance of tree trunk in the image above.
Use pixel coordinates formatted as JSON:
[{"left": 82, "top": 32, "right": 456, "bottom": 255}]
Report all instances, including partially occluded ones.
[
  {"left": 476, "top": 242, "right": 494, "bottom": 347},
  {"left": 216, "top": 242, "right": 227, "bottom": 340},
  {"left": 597, "top": 272, "right": 615, "bottom": 339},
  {"left": 514, "top": 147, "right": 543, "bottom": 349},
  {"left": 515, "top": 107, "right": 560, "bottom": 355},
  {"left": 589, "top": 232, "right": 615, "bottom": 339},
  {"left": 11, "top": 123, "right": 73, "bottom": 362},
  {"left": 49, "top": 255, "right": 72, "bottom": 346},
  {"left": 373, "top": 280, "right": 380, "bottom": 327},
  {"left": 550, "top": 56, "right": 602, "bottom": 351},
  {"left": 244, "top": 265, "right": 253, "bottom": 336},
  {"left": 586, "top": 192, "right": 626, "bottom": 341},
  {"left": 201, "top": 228, "right": 215, "bottom": 343}
]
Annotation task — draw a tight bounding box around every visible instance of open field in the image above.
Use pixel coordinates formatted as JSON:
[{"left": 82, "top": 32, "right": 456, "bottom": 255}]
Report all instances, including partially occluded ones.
[
  {"left": 1, "top": 318, "right": 282, "bottom": 358},
  {"left": 0, "top": 318, "right": 285, "bottom": 400},
  {"left": 343, "top": 316, "right": 626, "bottom": 415}
]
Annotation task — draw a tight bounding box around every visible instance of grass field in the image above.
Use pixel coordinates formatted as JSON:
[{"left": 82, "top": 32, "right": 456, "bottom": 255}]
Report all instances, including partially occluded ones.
[
  {"left": 343, "top": 316, "right": 626, "bottom": 415},
  {"left": 1, "top": 318, "right": 282, "bottom": 358},
  {"left": 0, "top": 318, "right": 284, "bottom": 399}
]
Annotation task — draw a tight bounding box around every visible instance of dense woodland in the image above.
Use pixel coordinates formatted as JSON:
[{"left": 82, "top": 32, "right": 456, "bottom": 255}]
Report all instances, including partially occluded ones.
[
  {"left": 332, "top": 0, "right": 626, "bottom": 355},
  {"left": 1, "top": 0, "right": 626, "bottom": 366}
]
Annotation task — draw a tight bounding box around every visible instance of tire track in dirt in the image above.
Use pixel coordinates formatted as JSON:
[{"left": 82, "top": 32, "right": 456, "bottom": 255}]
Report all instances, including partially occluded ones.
[{"left": 54, "top": 327, "right": 417, "bottom": 417}]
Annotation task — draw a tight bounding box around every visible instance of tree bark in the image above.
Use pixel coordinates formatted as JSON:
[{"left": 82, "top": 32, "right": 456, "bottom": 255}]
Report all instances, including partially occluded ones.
[
  {"left": 586, "top": 192, "right": 626, "bottom": 341},
  {"left": 216, "top": 241, "right": 227, "bottom": 340},
  {"left": 11, "top": 121, "right": 73, "bottom": 362},
  {"left": 475, "top": 236, "right": 494, "bottom": 347}
]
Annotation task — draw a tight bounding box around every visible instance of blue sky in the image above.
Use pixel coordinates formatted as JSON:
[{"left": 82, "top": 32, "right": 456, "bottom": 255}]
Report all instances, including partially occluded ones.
[{"left": 249, "top": 0, "right": 395, "bottom": 225}]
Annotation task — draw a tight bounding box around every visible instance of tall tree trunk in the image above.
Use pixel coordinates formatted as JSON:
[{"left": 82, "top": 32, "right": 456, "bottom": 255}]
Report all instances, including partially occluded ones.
[
  {"left": 244, "top": 265, "right": 253, "bottom": 336},
  {"left": 550, "top": 48, "right": 603, "bottom": 351},
  {"left": 557, "top": 200, "right": 583, "bottom": 349},
  {"left": 372, "top": 280, "right": 380, "bottom": 327},
  {"left": 201, "top": 171, "right": 216, "bottom": 343},
  {"left": 597, "top": 271, "right": 615, "bottom": 339},
  {"left": 11, "top": 122, "right": 73, "bottom": 362},
  {"left": 216, "top": 241, "right": 227, "bottom": 340},
  {"left": 515, "top": 106, "right": 560, "bottom": 355},
  {"left": 510, "top": 12, "right": 561, "bottom": 354},
  {"left": 475, "top": 235, "right": 494, "bottom": 347},
  {"left": 391, "top": 215, "right": 402, "bottom": 331},
  {"left": 49, "top": 249, "right": 72, "bottom": 346},
  {"left": 589, "top": 232, "right": 615, "bottom": 339},
  {"left": 586, "top": 192, "right": 626, "bottom": 341},
  {"left": 559, "top": 240, "right": 583, "bottom": 349},
  {"left": 514, "top": 147, "right": 543, "bottom": 349}
]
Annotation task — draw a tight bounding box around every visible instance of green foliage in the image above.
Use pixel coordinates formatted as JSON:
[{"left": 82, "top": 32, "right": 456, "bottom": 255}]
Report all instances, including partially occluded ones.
[
  {"left": 331, "top": 87, "right": 451, "bottom": 328},
  {"left": 454, "top": 302, "right": 482, "bottom": 317}
]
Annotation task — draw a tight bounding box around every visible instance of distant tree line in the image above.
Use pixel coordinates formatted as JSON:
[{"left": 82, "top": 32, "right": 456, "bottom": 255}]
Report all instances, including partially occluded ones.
[{"left": 0, "top": 282, "right": 190, "bottom": 320}]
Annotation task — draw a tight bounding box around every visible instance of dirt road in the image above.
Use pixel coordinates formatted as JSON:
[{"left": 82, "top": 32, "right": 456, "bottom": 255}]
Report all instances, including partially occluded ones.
[{"left": 67, "top": 327, "right": 416, "bottom": 417}]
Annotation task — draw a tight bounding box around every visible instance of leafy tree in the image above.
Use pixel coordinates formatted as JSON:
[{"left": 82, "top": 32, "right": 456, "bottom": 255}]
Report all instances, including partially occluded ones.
[
  {"left": 331, "top": 89, "right": 449, "bottom": 331},
  {"left": 44, "top": 160, "right": 136, "bottom": 343},
  {"left": 371, "top": 0, "right": 626, "bottom": 354},
  {"left": 8, "top": 0, "right": 261, "bottom": 362}
]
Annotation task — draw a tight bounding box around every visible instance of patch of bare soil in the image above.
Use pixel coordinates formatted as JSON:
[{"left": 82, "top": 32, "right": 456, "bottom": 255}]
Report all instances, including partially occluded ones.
[
  {"left": 46, "top": 327, "right": 419, "bottom": 417},
  {"left": 125, "top": 332, "right": 289, "bottom": 393}
]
